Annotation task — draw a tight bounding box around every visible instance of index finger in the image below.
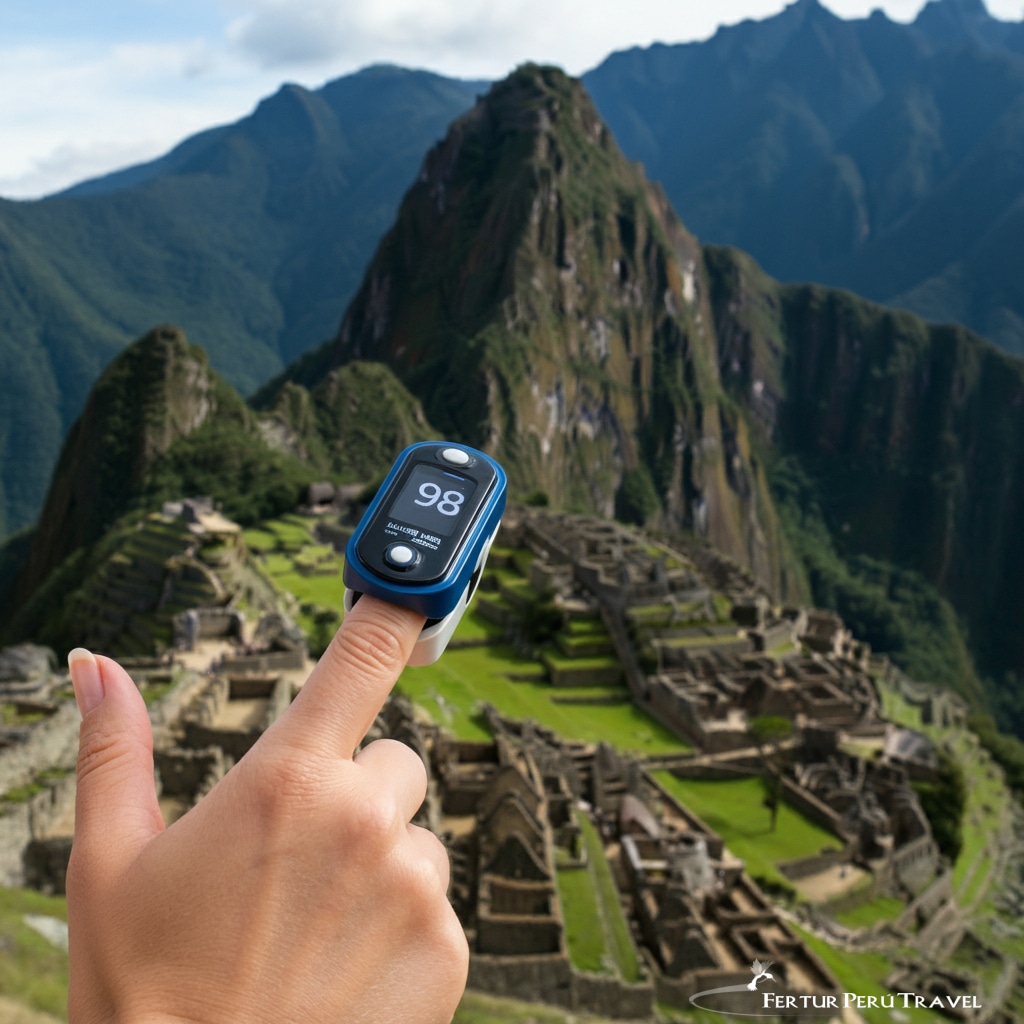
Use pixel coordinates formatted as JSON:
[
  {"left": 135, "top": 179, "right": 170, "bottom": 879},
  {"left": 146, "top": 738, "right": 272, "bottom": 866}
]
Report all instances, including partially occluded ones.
[{"left": 271, "top": 596, "right": 426, "bottom": 759}]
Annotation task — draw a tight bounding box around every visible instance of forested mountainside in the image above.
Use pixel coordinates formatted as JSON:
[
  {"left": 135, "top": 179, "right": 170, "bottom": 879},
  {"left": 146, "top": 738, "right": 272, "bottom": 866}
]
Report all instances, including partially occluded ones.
[{"left": 0, "top": 67, "right": 481, "bottom": 538}]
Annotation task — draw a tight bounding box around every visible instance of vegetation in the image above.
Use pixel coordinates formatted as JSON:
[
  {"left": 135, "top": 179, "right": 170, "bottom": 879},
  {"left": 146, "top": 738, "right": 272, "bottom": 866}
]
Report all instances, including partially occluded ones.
[
  {"left": 969, "top": 712, "right": 1024, "bottom": 798},
  {"left": 653, "top": 773, "right": 841, "bottom": 894},
  {"left": 396, "top": 633, "right": 683, "bottom": 755},
  {"left": 791, "top": 924, "right": 935, "bottom": 1024},
  {"left": 0, "top": 887, "right": 68, "bottom": 1017},
  {"left": 143, "top": 417, "right": 317, "bottom": 528},
  {"left": 453, "top": 990, "right": 630, "bottom": 1024},
  {"left": 831, "top": 895, "right": 906, "bottom": 930},
  {"left": 2, "top": 46, "right": 1024, "bottom": 1020},
  {"left": 556, "top": 864, "right": 608, "bottom": 974},
  {"left": 576, "top": 813, "right": 641, "bottom": 983},
  {"left": 557, "top": 812, "right": 641, "bottom": 982},
  {"left": 614, "top": 467, "right": 661, "bottom": 526},
  {"left": 0, "top": 68, "right": 481, "bottom": 542},
  {"left": 748, "top": 715, "right": 794, "bottom": 832},
  {"left": 912, "top": 748, "right": 967, "bottom": 863},
  {"left": 769, "top": 454, "right": 984, "bottom": 705}
]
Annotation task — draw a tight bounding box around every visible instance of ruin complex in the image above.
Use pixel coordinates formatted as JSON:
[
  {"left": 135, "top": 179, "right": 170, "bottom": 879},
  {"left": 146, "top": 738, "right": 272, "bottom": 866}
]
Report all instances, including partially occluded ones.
[{"left": 0, "top": 502, "right": 1014, "bottom": 1019}]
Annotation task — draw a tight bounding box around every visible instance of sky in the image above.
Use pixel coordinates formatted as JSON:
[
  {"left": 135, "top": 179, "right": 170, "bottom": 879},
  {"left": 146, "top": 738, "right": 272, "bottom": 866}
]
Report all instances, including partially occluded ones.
[{"left": 1, "top": 0, "right": 1022, "bottom": 200}]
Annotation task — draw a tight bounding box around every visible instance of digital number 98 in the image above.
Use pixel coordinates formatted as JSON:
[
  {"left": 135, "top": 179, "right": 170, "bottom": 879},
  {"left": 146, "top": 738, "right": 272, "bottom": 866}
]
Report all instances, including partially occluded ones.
[{"left": 414, "top": 482, "right": 465, "bottom": 516}]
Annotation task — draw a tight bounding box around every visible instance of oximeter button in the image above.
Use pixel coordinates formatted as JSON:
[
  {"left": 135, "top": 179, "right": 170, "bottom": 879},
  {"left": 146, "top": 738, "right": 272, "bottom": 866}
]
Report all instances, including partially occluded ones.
[
  {"left": 440, "top": 447, "right": 471, "bottom": 466},
  {"left": 385, "top": 543, "right": 419, "bottom": 569}
]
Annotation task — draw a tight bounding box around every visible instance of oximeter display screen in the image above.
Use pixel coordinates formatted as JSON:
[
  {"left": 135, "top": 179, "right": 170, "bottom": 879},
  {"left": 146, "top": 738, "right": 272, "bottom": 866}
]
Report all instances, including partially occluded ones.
[
  {"left": 387, "top": 465, "right": 478, "bottom": 538},
  {"left": 352, "top": 444, "right": 502, "bottom": 589}
]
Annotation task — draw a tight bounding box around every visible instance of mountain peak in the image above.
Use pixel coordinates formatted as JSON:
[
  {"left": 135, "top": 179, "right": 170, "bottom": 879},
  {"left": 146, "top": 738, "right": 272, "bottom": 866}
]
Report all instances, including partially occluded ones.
[
  {"left": 913, "top": 0, "right": 1007, "bottom": 47},
  {"left": 284, "top": 65, "right": 787, "bottom": 586},
  {"left": 12, "top": 326, "right": 223, "bottom": 601}
]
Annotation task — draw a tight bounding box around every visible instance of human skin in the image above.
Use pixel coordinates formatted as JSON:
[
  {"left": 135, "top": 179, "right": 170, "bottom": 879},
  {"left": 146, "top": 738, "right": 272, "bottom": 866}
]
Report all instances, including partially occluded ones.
[{"left": 65, "top": 597, "right": 469, "bottom": 1024}]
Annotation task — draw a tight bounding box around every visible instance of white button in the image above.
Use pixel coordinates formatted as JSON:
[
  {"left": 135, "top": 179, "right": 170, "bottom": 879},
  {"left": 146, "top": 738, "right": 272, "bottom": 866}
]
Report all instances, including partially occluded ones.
[
  {"left": 440, "top": 447, "right": 471, "bottom": 466},
  {"left": 385, "top": 544, "right": 417, "bottom": 567}
]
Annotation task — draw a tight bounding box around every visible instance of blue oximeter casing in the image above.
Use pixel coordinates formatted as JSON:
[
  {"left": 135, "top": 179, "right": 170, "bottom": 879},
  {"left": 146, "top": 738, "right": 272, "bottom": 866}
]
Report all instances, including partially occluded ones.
[{"left": 342, "top": 441, "right": 507, "bottom": 665}]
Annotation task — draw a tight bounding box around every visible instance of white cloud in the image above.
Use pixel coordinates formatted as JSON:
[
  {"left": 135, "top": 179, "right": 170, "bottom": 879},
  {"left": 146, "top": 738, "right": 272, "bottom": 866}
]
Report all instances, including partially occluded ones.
[
  {"left": 221, "top": 0, "right": 752, "bottom": 78},
  {"left": 0, "top": 38, "right": 274, "bottom": 197}
]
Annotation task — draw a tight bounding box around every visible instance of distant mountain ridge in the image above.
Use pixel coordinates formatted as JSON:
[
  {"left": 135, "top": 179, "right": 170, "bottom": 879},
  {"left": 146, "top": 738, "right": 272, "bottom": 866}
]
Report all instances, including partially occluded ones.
[
  {"left": 583, "top": 0, "right": 1024, "bottom": 357},
  {"left": 271, "top": 64, "right": 1022, "bottom": 706},
  {"left": 273, "top": 64, "right": 793, "bottom": 596}
]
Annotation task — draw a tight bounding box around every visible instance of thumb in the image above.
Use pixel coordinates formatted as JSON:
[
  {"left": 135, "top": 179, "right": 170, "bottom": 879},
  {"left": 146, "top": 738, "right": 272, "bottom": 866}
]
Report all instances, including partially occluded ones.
[{"left": 68, "top": 649, "right": 164, "bottom": 881}]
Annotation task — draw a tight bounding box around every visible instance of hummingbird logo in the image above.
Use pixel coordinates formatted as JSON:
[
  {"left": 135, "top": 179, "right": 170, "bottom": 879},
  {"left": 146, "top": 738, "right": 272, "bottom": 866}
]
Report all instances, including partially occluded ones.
[
  {"left": 747, "top": 959, "right": 776, "bottom": 990},
  {"left": 690, "top": 955, "right": 782, "bottom": 1013}
]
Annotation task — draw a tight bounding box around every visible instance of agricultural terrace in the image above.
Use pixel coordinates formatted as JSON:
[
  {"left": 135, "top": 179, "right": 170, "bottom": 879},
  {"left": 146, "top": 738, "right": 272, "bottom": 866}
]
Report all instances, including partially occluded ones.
[
  {"left": 244, "top": 521, "right": 689, "bottom": 754},
  {"left": 875, "top": 673, "right": 1024, "bottom": 990}
]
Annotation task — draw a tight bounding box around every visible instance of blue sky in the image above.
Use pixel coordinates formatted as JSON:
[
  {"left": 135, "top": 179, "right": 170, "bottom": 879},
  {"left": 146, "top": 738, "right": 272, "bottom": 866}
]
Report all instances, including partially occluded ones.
[{"left": 1, "top": 0, "right": 1021, "bottom": 199}]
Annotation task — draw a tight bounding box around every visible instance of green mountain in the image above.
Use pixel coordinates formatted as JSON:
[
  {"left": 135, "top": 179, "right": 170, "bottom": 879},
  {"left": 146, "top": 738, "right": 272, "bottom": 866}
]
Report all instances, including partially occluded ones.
[
  {"left": 3, "top": 0, "right": 1022, "bottom": 551},
  {"left": 0, "top": 66, "right": 481, "bottom": 540},
  {"left": 706, "top": 245, "right": 1024, "bottom": 708},
  {"left": 6, "top": 62, "right": 1023, "bottom": 725},
  {"left": 583, "top": 0, "right": 1024, "bottom": 357},
  {"left": 273, "top": 65, "right": 795, "bottom": 598},
  {"left": 1, "top": 325, "right": 432, "bottom": 653}
]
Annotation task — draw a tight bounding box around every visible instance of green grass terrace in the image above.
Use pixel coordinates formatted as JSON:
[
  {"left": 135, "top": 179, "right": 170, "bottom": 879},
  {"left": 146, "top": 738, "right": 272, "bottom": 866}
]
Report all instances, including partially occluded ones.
[
  {"left": 397, "top": 620, "right": 687, "bottom": 756},
  {"left": 652, "top": 773, "right": 842, "bottom": 894}
]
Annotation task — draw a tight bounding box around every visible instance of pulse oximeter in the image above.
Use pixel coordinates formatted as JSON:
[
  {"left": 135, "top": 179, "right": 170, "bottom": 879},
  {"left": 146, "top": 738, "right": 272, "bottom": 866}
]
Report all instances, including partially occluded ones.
[{"left": 342, "top": 441, "right": 507, "bottom": 665}]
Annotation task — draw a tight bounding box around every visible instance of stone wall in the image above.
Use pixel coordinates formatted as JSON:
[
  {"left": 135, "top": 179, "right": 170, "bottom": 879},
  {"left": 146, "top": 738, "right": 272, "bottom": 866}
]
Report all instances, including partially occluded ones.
[
  {"left": 23, "top": 835, "right": 73, "bottom": 894},
  {"left": 0, "top": 770, "right": 75, "bottom": 889},
  {"left": 897, "top": 870, "right": 954, "bottom": 931},
  {"left": 0, "top": 801, "right": 33, "bottom": 886},
  {"left": 173, "top": 607, "right": 245, "bottom": 649},
  {"left": 669, "top": 758, "right": 762, "bottom": 780},
  {"left": 573, "top": 971, "right": 654, "bottom": 1019},
  {"left": 477, "top": 914, "right": 562, "bottom": 955},
  {"left": 780, "top": 777, "right": 849, "bottom": 839},
  {"left": 655, "top": 967, "right": 753, "bottom": 1007},
  {"left": 467, "top": 956, "right": 653, "bottom": 1019},
  {"left": 183, "top": 721, "right": 262, "bottom": 763},
  {"left": 0, "top": 701, "right": 80, "bottom": 796},
  {"left": 0, "top": 701, "right": 80, "bottom": 887},
  {"left": 219, "top": 650, "right": 305, "bottom": 674},
  {"left": 155, "top": 747, "right": 226, "bottom": 797},
  {"left": 467, "top": 953, "right": 574, "bottom": 1008},
  {"left": 543, "top": 656, "right": 623, "bottom": 687},
  {"left": 778, "top": 849, "right": 849, "bottom": 882},
  {"left": 646, "top": 774, "right": 725, "bottom": 860},
  {"left": 887, "top": 833, "right": 941, "bottom": 894}
]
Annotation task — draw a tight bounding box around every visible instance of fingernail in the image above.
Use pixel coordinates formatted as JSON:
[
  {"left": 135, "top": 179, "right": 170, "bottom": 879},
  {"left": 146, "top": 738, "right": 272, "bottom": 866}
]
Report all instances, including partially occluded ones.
[{"left": 68, "top": 648, "right": 104, "bottom": 716}]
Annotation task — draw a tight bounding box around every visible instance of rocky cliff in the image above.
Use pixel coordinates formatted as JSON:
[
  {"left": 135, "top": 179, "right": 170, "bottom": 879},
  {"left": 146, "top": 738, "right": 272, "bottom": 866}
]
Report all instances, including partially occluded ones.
[
  {"left": 283, "top": 65, "right": 793, "bottom": 595},
  {"left": 707, "top": 243, "right": 1024, "bottom": 695}
]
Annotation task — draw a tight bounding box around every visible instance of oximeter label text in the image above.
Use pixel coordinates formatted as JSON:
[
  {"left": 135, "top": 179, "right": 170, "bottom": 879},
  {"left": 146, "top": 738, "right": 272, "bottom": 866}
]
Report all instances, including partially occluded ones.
[{"left": 385, "top": 522, "right": 442, "bottom": 551}]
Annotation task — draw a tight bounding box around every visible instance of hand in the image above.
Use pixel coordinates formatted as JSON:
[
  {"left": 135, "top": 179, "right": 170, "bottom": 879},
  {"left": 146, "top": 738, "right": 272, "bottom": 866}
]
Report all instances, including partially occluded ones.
[{"left": 66, "top": 597, "right": 469, "bottom": 1024}]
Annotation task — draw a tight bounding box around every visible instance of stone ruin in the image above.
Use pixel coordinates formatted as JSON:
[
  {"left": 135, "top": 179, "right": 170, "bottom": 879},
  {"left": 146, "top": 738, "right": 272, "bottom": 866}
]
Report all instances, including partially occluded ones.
[
  {"left": 0, "top": 595, "right": 309, "bottom": 893},
  {"left": 0, "top": 501, "right": 1005, "bottom": 1016},
  {"left": 373, "top": 701, "right": 841, "bottom": 1018},
  {"left": 494, "top": 507, "right": 943, "bottom": 910},
  {"left": 0, "top": 644, "right": 75, "bottom": 887}
]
